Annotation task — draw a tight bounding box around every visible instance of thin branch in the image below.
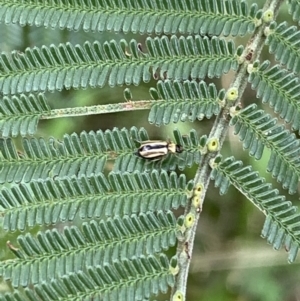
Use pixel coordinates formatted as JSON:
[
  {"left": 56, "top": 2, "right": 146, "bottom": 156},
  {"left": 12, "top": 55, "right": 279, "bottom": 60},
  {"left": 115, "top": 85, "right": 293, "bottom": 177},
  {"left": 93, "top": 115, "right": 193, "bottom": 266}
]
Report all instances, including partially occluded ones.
[
  {"left": 40, "top": 100, "right": 153, "bottom": 119},
  {"left": 172, "top": 0, "right": 285, "bottom": 297}
]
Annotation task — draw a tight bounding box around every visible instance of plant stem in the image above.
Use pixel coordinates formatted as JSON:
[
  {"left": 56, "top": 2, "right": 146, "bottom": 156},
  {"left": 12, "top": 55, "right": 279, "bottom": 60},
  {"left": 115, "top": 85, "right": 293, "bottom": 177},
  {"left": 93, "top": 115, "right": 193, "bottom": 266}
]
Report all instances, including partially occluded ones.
[
  {"left": 40, "top": 100, "right": 153, "bottom": 119},
  {"left": 171, "top": 0, "right": 284, "bottom": 298}
]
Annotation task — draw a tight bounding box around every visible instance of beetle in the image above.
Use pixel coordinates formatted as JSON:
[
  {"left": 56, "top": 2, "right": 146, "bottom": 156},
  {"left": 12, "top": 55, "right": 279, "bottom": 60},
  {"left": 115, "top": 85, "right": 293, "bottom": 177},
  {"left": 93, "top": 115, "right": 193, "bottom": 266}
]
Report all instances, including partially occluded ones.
[{"left": 136, "top": 140, "right": 183, "bottom": 160}]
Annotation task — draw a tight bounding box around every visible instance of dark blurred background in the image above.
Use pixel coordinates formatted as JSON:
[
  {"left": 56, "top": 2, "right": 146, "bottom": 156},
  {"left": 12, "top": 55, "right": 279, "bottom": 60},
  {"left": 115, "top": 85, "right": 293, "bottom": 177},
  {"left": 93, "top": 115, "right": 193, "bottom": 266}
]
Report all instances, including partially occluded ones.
[{"left": 0, "top": 1, "right": 299, "bottom": 300}]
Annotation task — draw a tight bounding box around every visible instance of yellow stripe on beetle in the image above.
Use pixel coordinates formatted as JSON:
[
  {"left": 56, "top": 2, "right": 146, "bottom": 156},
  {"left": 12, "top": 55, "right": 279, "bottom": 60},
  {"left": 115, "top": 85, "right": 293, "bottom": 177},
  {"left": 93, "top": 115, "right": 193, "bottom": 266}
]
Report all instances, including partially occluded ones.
[{"left": 136, "top": 140, "right": 183, "bottom": 160}]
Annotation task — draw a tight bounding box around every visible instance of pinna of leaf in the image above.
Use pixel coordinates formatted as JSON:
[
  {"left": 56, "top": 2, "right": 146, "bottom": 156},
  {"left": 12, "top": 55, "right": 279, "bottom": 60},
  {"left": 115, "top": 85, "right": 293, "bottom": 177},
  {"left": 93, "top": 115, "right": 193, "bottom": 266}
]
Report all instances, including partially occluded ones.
[{"left": 136, "top": 140, "right": 183, "bottom": 161}]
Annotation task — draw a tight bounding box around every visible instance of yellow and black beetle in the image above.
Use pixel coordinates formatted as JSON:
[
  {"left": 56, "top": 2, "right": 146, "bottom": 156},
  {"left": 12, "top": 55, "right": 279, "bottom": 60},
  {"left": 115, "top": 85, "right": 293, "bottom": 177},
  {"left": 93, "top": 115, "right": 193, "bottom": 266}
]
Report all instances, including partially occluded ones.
[{"left": 136, "top": 140, "right": 183, "bottom": 160}]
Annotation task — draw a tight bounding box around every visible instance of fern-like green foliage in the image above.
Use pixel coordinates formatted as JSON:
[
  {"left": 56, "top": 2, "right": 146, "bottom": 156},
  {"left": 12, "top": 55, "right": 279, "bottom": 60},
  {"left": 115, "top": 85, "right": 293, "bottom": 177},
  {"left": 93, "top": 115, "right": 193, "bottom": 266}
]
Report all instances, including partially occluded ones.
[
  {"left": 0, "top": 126, "right": 199, "bottom": 184},
  {"left": 248, "top": 61, "right": 300, "bottom": 131},
  {"left": 1, "top": 211, "right": 178, "bottom": 287},
  {"left": 211, "top": 156, "right": 300, "bottom": 263},
  {"left": 148, "top": 80, "right": 223, "bottom": 126},
  {"left": 0, "top": 133, "right": 108, "bottom": 183},
  {"left": 288, "top": 0, "right": 300, "bottom": 22},
  {"left": 0, "top": 93, "right": 50, "bottom": 137},
  {"left": 0, "top": 170, "right": 192, "bottom": 231},
  {"left": 1, "top": 254, "right": 176, "bottom": 300},
  {"left": 1, "top": 0, "right": 300, "bottom": 300},
  {"left": 0, "top": 0, "right": 259, "bottom": 36},
  {"left": 230, "top": 103, "right": 300, "bottom": 194},
  {"left": 265, "top": 22, "right": 300, "bottom": 73},
  {"left": 0, "top": 36, "right": 239, "bottom": 95}
]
